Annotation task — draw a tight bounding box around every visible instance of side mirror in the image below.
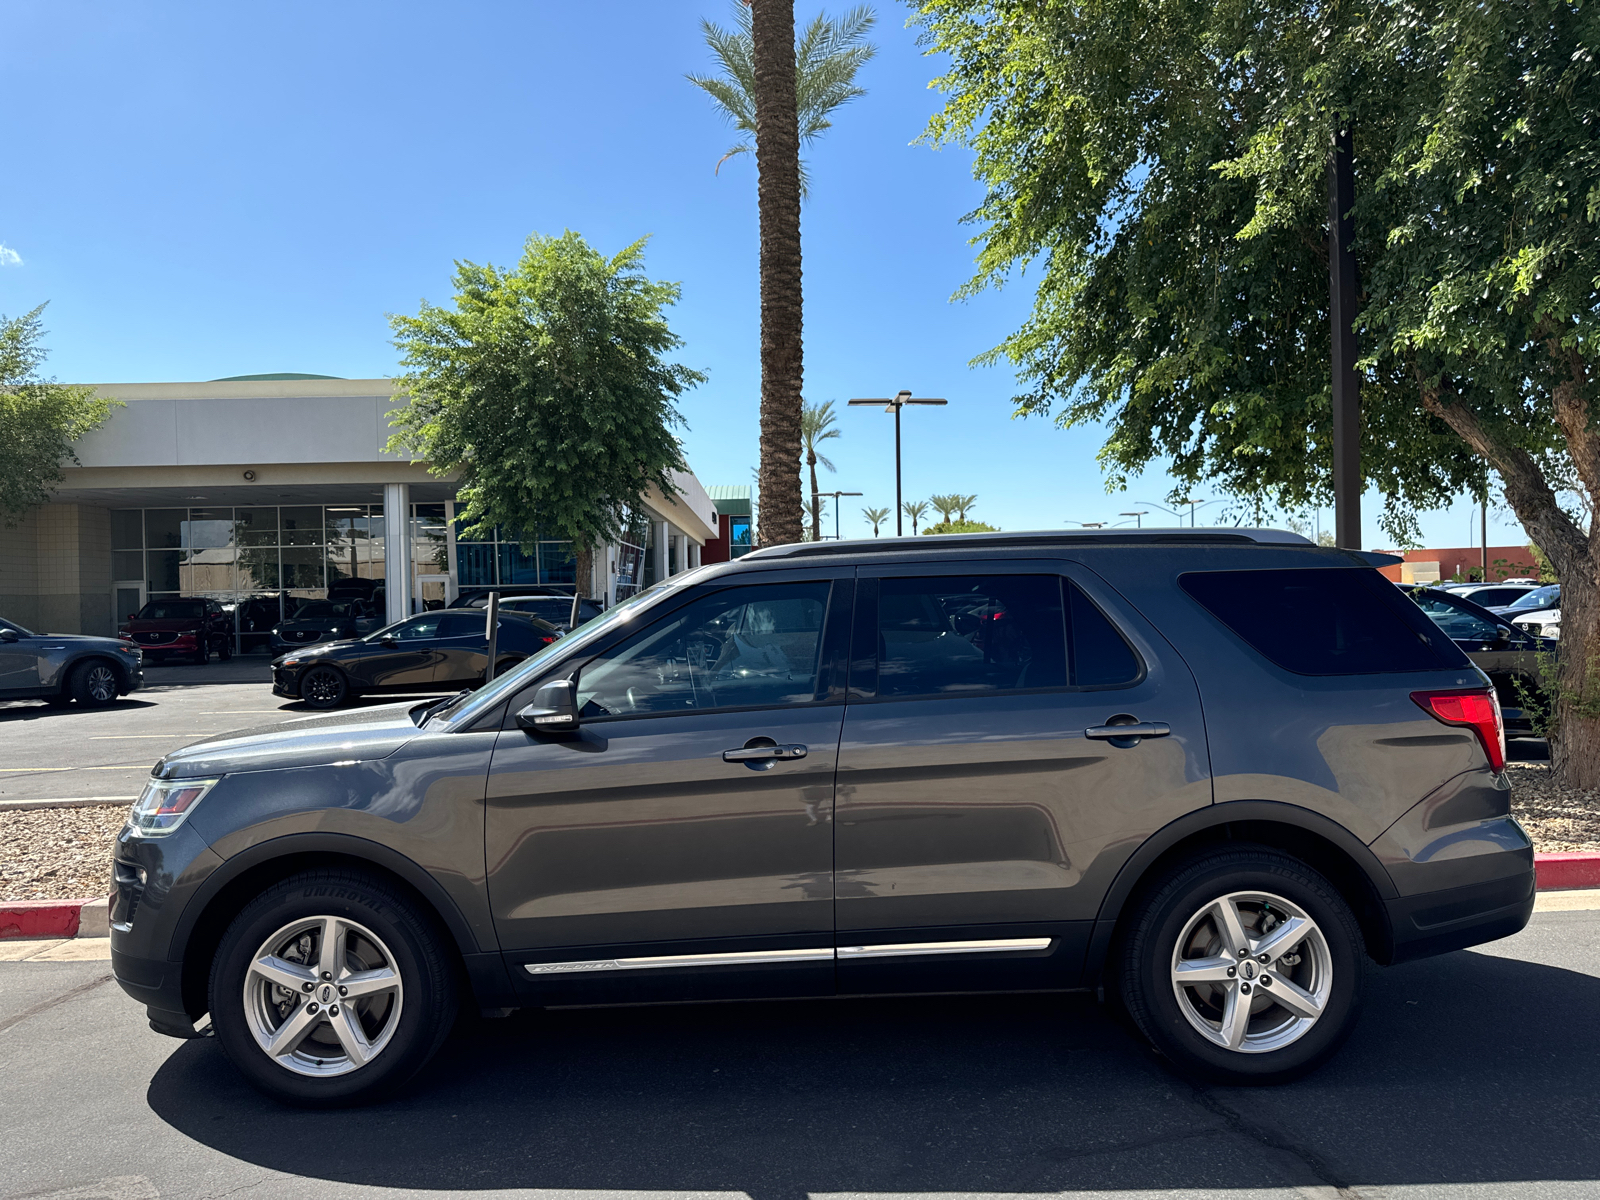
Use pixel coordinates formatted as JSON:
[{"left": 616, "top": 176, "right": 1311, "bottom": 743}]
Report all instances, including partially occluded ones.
[
  {"left": 380, "top": 636, "right": 397, "bottom": 647},
  {"left": 515, "top": 679, "right": 579, "bottom": 732},
  {"left": 1494, "top": 626, "right": 1512, "bottom": 646},
  {"left": 0, "top": 628, "right": 18, "bottom": 643}
]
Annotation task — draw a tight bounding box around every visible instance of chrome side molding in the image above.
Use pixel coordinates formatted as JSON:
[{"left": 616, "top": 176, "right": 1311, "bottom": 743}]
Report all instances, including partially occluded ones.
[{"left": 523, "top": 937, "right": 1054, "bottom": 976}]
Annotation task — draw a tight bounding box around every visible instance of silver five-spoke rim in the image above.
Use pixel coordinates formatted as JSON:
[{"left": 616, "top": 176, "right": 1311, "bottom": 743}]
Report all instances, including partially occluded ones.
[
  {"left": 1170, "top": 889, "right": 1332, "bottom": 1054},
  {"left": 243, "top": 916, "right": 403, "bottom": 1077}
]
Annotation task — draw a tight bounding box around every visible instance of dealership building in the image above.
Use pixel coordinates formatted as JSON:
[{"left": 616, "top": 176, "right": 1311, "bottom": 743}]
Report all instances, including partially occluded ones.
[{"left": 0, "top": 376, "right": 719, "bottom": 643}]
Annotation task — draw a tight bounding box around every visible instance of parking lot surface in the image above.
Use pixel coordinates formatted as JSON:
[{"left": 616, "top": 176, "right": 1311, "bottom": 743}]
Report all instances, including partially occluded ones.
[
  {"left": 1, "top": 910, "right": 1597, "bottom": 1200},
  {"left": 0, "top": 659, "right": 415, "bottom": 804}
]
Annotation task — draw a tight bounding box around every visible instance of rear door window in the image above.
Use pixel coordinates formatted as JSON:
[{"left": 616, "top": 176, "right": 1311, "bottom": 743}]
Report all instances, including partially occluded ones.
[{"left": 1181, "top": 568, "right": 1463, "bottom": 675}]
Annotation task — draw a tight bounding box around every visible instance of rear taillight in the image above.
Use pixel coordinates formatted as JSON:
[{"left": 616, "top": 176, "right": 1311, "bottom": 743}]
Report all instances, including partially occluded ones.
[{"left": 1411, "top": 688, "right": 1506, "bottom": 773}]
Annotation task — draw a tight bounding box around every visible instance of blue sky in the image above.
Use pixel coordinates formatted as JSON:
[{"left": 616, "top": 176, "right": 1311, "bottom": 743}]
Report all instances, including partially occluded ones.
[{"left": 1, "top": 0, "right": 1523, "bottom": 550}]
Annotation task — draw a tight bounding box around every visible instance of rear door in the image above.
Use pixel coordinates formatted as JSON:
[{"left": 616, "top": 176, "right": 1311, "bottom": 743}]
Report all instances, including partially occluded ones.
[
  {"left": 432, "top": 611, "right": 489, "bottom": 685},
  {"left": 834, "top": 561, "right": 1210, "bottom": 994},
  {"left": 486, "top": 571, "right": 852, "bottom": 1004}
]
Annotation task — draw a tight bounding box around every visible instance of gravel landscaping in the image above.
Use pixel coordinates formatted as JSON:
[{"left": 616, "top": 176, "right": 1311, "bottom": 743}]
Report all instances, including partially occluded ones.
[{"left": 2, "top": 768, "right": 1598, "bottom": 903}]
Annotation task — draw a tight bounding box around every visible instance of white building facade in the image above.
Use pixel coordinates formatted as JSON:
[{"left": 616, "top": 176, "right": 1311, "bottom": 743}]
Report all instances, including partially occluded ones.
[{"left": 0, "top": 376, "right": 717, "bottom": 640}]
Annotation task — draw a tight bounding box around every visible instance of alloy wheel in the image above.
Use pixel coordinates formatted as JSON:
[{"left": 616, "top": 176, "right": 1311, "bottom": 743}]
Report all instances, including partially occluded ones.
[
  {"left": 242, "top": 915, "right": 403, "bottom": 1077},
  {"left": 84, "top": 665, "right": 117, "bottom": 703},
  {"left": 303, "top": 668, "right": 344, "bottom": 705},
  {"left": 1169, "top": 889, "right": 1333, "bottom": 1054}
]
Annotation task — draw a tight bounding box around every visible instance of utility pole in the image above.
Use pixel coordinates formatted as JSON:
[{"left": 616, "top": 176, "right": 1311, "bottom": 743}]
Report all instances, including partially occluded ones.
[
  {"left": 1329, "top": 126, "right": 1362, "bottom": 550},
  {"left": 848, "top": 391, "right": 947, "bottom": 535}
]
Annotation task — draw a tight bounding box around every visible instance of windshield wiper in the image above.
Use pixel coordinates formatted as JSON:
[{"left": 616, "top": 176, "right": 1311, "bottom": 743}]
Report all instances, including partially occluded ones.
[{"left": 415, "top": 691, "right": 471, "bottom": 726}]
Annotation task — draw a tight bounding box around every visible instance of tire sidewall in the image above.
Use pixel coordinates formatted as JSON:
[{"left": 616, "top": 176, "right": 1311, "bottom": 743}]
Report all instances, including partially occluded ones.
[
  {"left": 209, "top": 874, "right": 450, "bottom": 1105},
  {"left": 71, "top": 660, "right": 120, "bottom": 706},
  {"left": 301, "top": 665, "right": 348, "bottom": 709},
  {"left": 1125, "top": 850, "right": 1365, "bottom": 1083}
]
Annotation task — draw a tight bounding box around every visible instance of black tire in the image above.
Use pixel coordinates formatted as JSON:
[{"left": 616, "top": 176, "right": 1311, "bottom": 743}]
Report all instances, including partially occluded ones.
[
  {"left": 208, "top": 869, "right": 458, "bottom": 1106},
  {"left": 300, "top": 665, "right": 349, "bottom": 709},
  {"left": 192, "top": 638, "right": 209, "bottom": 665},
  {"left": 1118, "top": 846, "right": 1366, "bottom": 1085},
  {"left": 219, "top": 637, "right": 233, "bottom": 661},
  {"left": 68, "top": 659, "right": 121, "bottom": 706}
]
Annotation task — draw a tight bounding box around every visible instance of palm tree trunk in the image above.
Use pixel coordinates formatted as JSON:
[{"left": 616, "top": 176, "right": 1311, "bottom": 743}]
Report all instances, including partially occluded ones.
[
  {"left": 807, "top": 450, "right": 821, "bottom": 540},
  {"left": 752, "top": 0, "right": 804, "bottom": 548}
]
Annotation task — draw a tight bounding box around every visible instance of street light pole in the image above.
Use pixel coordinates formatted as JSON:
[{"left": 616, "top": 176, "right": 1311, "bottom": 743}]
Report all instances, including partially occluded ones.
[
  {"left": 848, "top": 391, "right": 947, "bottom": 536},
  {"left": 1119, "top": 511, "right": 1148, "bottom": 528},
  {"left": 812, "top": 490, "right": 863, "bottom": 541}
]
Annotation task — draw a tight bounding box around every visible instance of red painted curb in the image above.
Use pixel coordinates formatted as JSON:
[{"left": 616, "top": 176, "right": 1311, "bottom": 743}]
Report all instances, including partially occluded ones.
[
  {"left": 0, "top": 898, "right": 86, "bottom": 939},
  {"left": 1536, "top": 852, "right": 1600, "bottom": 891}
]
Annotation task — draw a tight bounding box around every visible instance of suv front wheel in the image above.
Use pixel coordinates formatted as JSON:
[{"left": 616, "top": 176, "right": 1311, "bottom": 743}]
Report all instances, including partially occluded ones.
[
  {"left": 209, "top": 870, "right": 458, "bottom": 1105},
  {"left": 1119, "top": 847, "right": 1365, "bottom": 1084}
]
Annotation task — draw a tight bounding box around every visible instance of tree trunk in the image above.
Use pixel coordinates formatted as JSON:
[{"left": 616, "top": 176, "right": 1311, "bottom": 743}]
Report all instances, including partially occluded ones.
[
  {"left": 751, "top": 0, "right": 804, "bottom": 548},
  {"left": 573, "top": 542, "right": 595, "bottom": 601},
  {"left": 807, "top": 449, "right": 821, "bottom": 540},
  {"left": 1421, "top": 368, "right": 1600, "bottom": 787}
]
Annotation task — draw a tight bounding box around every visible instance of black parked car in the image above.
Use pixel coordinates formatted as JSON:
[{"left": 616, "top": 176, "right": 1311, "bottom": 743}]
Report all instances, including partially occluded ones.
[
  {"left": 113, "top": 530, "right": 1533, "bottom": 1104},
  {"left": 0, "top": 616, "right": 144, "bottom": 706},
  {"left": 449, "top": 586, "right": 603, "bottom": 631},
  {"left": 1398, "top": 585, "right": 1556, "bottom": 733},
  {"left": 268, "top": 599, "right": 380, "bottom": 655},
  {"left": 270, "top": 609, "right": 560, "bottom": 708}
]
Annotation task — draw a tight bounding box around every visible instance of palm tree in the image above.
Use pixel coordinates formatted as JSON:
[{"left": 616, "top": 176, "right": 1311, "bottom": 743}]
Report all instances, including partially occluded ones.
[
  {"left": 929, "top": 493, "right": 960, "bottom": 525},
  {"left": 954, "top": 493, "right": 978, "bottom": 522},
  {"left": 800, "top": 399, "right": 840, "bottom": 540},
  {"left": 901, "top": 499, "right": 930, "bottom": 535},
  {"left": 862, "top": 505, "right": 890, "bottom": 537},
  {"left": 688, "top": 3, "right": 877, "bottom": 548}
]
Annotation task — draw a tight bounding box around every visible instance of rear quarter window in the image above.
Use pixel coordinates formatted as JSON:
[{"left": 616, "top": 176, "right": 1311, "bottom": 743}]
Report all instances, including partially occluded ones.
[{"left": 1180, "top": 568, "right": 1466, "bottom": 676}]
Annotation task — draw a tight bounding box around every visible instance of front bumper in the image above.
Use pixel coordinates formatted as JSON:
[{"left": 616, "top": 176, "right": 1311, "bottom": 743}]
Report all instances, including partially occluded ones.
[{"left": 270, "top": 665, "right": 303, "bottom": 698}]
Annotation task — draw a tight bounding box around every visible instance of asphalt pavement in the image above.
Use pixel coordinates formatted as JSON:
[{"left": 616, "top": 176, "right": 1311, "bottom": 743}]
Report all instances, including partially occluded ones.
[
  {"left": 0, "top": 658, "right": 422, "bottom": 804},
  {"left": 1, "top": 910, "right": 1597, "bottom": 1200}
]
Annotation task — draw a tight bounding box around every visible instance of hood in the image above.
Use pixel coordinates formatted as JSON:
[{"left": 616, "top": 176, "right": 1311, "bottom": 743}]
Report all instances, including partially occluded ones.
[
  {"left": 124, "top": 617, "right": 205, "bottom": 630},
  {"left": 30, "top": 632, "right": 137, "bottom": 648},
  {"left": 152, "top": 700, "right": 426, "bottom": 779}
]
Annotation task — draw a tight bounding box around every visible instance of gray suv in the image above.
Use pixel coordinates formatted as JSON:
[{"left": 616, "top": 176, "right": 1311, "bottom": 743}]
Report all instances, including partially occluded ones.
[
  {"left": 0, "top": 616, "right": 144, "bottom": 706},
  {"left": 107, "top": 532, "right": 1533, "bottom": 1104}
]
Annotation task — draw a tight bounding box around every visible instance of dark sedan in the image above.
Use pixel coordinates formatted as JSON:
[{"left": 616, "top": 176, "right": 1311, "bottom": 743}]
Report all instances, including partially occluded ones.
[
  {"left": 1399, "top": 585, "right": 1557, "bottom": 733},
  {"left": 270, "top": 609, "right": 560, "bottom": 708},
  {"left": 0, "top": 616, "right": 144, "bottom": 706},
  {"left": 268, "top": 599, "right": 380, "bottom": 655}
]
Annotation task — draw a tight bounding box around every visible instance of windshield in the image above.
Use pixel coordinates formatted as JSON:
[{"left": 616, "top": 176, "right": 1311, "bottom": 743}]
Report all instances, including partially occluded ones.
[
  {"left": 427, "top": 569, "right": 716, "bottom": 730},
  {"left": 1507, "top": 584, "right": 1559, "bottom": 611}
]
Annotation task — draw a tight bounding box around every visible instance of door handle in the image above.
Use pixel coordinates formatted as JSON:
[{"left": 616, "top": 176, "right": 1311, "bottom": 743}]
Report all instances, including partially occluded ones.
[
  {"left": 1084, "top": 721, "right": 1170, "bottom": 741},
  {"left": 722, "top": 743, "right": 809, "bottom": 763}
]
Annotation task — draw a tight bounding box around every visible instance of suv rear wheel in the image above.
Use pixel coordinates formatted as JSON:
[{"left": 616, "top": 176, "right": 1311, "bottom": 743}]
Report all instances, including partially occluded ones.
[
  {"left": 209, "top": 870, "right": 457, "bottom": 1106},
  {"left": 1119, "top": 846, "right": 1365, "bottom": 1084}
]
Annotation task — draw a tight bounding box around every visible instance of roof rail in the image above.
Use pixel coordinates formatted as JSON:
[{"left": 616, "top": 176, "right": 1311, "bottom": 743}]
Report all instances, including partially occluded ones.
[{"left": 743, "top": 528, "right": 1315, "bottom": 560}]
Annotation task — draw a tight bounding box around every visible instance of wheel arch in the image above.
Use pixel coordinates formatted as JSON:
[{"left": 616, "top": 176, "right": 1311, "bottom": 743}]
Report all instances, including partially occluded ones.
[
  {"left": 172, "top": 833, "right": 482, "bottom": 1019},
  {"left": 65, "top": 652, "right": 133, "bottom": 694},
  {"left": 1084, "top": 800, "right": 1399, "bottom": 985}
]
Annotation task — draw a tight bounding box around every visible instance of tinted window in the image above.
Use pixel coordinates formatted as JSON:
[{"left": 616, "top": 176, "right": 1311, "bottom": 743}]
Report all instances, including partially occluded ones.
[
  {"left": 1507, "top": 585, "right": 1559, "bottom": 611},
  {"left": 1068, "top": 584, "right": 1142, "bottom": 686},
  {"left": 136, "top": 601, "right": 204, "bottom": 620},
  {"left": 578, "top": 582, "right": 831, "bottom": 717},
  {"left": 437, "top": 613, "right": 484, "bottom": 639},
  {"left": 1467, "top": 586, "right": 1530, "bottom": 607},
  {"left": 503, "top": 598, "right": 572, "bottom": 622},
  {"left": 1182, "top": 569, "right": 1458, "bottom": 675},
  {"left": 874, "top": 575, "right": 1067, "bottom": 698},
  {"left": 1403, "top": 590, "right": 1501, "bottom": 642},
  {"left": 394, "top": 614, "right": 445, "bottom": 640}
]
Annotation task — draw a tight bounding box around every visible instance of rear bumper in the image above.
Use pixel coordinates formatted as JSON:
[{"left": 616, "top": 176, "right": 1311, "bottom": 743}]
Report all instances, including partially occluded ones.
[{"left": 1384, "top": 856, "right": 1536, "bottom": 964}]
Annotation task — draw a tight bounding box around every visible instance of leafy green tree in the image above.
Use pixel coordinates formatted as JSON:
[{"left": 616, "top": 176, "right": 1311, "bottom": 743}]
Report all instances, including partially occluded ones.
[
  {"left": 0, "top": 305, "right": 119, "bottom": 525},
  {"left": 862, "top": 504, "right": 890, "bottom": 536},
  {"left": 800, "top": 398, "right": 840, "bottom": 540},
  {"left": 924, "top": 519, "right": 999, "bottom": 535},
  {"left": 915, "top": 0, "right": 1600, "bottom": 783},
  {"left": 901, "top": 498, "right": 929, "bottom": 535},
  {"left": 688, "top": 2, "right": 877, "bottom": 548},
  {"left": 387, "top": 231, "right": 704, "bottom": 595}
]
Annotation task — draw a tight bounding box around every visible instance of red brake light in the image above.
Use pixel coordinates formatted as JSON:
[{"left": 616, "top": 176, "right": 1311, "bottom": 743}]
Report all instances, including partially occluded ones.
[{"left": 1411, "top": 688, "right": 1506, "bottom": 773}]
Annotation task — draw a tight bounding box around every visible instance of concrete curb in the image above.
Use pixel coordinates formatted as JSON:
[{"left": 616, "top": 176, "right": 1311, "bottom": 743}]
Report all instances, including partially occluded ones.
[{"left": 5, "top": 854, "right": 1599, "bottom": 940}]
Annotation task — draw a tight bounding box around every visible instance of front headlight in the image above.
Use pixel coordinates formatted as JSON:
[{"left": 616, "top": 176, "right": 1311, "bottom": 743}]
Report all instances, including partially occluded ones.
[
  {"left": 129, "top": 777, "right": 220, "bottom": 836},
  {"left": 281, "top": 656, "right": 303, "bottom": 668}
]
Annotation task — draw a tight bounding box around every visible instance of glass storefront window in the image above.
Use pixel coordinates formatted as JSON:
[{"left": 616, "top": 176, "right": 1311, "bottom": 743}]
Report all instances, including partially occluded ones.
[
  {"left": 457, "top": 543, "right": 495, "bottom": 586},
  {"left": 182, "top": 508, "right": 235, "bottom": 549},
  {"left": 235, "top": 508, "right": 278, "bottom": 546},
  {"left": 235, "top": 547, "right": 280, "bottom": 592},
  {"left": 112, "top": 550, "right": 143, "bottom": 580},
  {"left": 498, "top": 540, "right": 540, "bottom": 585},
  {"left": 280, "top": 547, "right": 325, "bottom": 590},
  {"left": 111, "top": 511, "right": 143, "bottom": 551},
  {"left": 279, "top": 507, "right": 325, "bottom": 546},
  {"left": 540, "top": 542, "right": 576, "bottom": 584},
  {"left": 145, "top": 509, "right": 184, "bottom": 549},
  {"left": 147, "top": 549, "right": 181, "bottom": 593}
]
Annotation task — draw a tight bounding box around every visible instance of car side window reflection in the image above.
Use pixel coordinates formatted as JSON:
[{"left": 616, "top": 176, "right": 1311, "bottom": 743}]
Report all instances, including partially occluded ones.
[
  {"left": 577, "top": 582, "right": 832, "bottom": 717},
  {"left": 395, "top": 615, "right": 446, "bottom": 640},
  {"left": 1407, "top": 592, "right": 1500, "bottom": 641}
]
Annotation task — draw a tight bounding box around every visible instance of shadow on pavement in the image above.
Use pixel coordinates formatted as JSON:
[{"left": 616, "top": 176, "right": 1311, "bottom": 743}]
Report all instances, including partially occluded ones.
[
  {"left": 146, "top": 944, "right": 1600, "bottom": 1194},
  {"left": 0, "top": 698, "right": 158, "bottom": 722}
]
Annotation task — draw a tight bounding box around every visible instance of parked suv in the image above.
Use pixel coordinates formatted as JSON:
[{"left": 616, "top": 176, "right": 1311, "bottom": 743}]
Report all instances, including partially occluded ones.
[
  {"left": 0, "top": 616, "right": 144, "bottom": 706},
  {"left": 119, "top": 598, "right": 233, "bottom": 664},
  {"left": 108, "top": 531, "right": 1533, "bottom": 1104}
]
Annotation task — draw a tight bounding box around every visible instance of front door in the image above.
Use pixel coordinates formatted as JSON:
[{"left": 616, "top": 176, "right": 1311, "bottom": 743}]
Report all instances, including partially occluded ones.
[
  {"left": 112, "top": 582, "right": 145, "bottom": 628},
  {"left": 486, "top": 573, "right": 851, "bottom": 1004},
  {"left": 0, "top": 625, "right": 39, "bottom": 694},
  {"left": 834, "top": 563, "right": 1211, "bottom": 994},
  {"left": 361, "top": 612, "right": 447, "bottom": 690}
]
